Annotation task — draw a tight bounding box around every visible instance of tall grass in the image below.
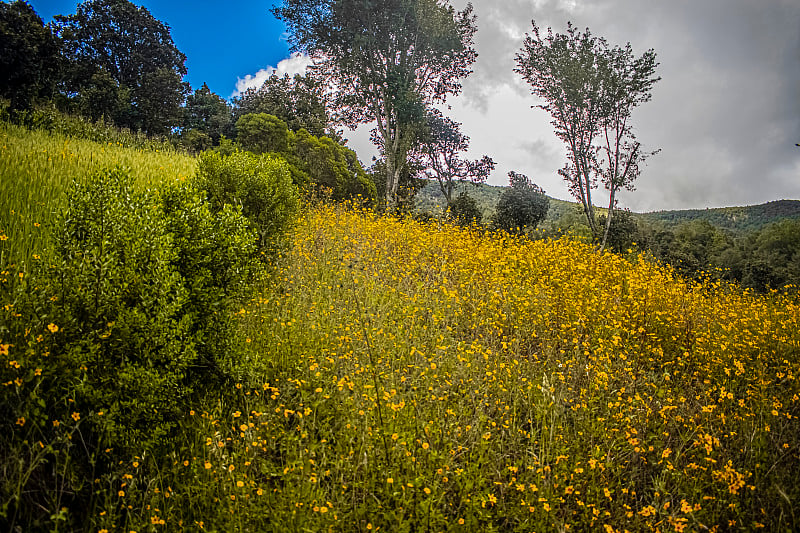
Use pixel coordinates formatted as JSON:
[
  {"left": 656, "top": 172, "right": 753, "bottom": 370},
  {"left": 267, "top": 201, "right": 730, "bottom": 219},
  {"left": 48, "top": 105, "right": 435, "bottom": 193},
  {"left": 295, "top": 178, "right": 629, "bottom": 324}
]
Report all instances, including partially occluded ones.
[{"left": 0, "top": 122, "right": 195, "bottom": 266}]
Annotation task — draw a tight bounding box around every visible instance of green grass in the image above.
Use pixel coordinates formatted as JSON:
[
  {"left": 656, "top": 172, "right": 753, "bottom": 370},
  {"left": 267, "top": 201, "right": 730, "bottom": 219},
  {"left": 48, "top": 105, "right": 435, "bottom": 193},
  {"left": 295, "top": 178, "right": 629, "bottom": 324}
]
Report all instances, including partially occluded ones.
[{"left": 0, "top": 122, "right": 196, "bottom": 266}]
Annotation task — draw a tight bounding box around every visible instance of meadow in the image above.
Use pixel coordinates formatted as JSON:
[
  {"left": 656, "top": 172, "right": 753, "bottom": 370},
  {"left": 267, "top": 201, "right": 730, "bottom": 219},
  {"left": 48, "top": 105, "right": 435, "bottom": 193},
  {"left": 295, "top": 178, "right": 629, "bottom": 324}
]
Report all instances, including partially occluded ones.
[{"left": 1, "top": 127, "right": 799, "bottom": 531}]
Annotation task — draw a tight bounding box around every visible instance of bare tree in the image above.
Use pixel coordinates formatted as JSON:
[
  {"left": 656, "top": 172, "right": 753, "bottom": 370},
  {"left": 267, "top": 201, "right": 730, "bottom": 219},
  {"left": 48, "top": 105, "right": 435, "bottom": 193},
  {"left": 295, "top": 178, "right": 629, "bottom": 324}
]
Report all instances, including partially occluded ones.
[{"left": 515, "top": 22, "right": 659, "bottom": 251}]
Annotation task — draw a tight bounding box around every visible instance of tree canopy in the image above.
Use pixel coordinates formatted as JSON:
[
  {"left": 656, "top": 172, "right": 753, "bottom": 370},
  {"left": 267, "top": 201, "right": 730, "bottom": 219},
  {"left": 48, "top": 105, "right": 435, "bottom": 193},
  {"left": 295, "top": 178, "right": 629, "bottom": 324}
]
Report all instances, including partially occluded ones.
[
  {"left": 232, "top": 73, "right": 333, "bottom": 139},
  {"left": 184, "top": 83, "right": 233, "bottom": 144},
  {"left": 493, "top": 171, "right": 550, "bottom": 234},
  {"left": 515, "top": 22, "right": 659, "bottom": 251},
  {"left": 0, "top": 1, "right": 61, "bottom": 109},
  {"left": 272, "top": 0, "right": 478, "bottom": 208},
  {"left": 54, "top": 0, "right": 188, "bottom": 134}
]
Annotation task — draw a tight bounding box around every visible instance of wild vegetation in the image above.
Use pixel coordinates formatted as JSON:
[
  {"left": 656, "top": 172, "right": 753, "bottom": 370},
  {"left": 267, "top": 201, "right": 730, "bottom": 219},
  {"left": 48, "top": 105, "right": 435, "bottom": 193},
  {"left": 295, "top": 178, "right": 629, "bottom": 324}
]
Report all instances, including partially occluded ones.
[
  {"left": 1, "top": 0, "right": 799, "bottom": 530},
  {"left": 0, "top": 120, "right": 195, "bottom": 265}
]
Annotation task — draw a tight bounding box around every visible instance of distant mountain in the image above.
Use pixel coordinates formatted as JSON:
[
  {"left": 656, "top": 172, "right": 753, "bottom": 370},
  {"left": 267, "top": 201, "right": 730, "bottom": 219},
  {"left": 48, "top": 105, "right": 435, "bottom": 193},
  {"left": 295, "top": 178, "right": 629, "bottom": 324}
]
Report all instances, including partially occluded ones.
[
  {"left": 414, "top": 181, "right": 800, "bottom": 233},
  {"left": 639, "top": 200, "right": 800, "bottom": 233}
]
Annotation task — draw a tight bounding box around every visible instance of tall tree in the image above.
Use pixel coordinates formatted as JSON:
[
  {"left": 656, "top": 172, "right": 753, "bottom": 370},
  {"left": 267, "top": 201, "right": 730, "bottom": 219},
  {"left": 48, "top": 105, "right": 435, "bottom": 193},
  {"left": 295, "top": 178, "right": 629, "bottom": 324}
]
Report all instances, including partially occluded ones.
[
  {"left": 515, "top": 22, "right": 659, "bottom": 251},
  {"left": 272, "top": 0, "right": 478, "bottom": 208},
  {"left": 0, "top": 1, "right": 61, "bottom": 109},
  {"left": 184, "top": 82, "right": 233, "bottom": 143},
  {"left": 232, "top": 73, "right": 333, "bottom": 139},
  {"left": 415, "top": 108, "right": 495, "bottom": 206},
  {"left": 54, "top": 0, "right": 188, "bottom": 134}
]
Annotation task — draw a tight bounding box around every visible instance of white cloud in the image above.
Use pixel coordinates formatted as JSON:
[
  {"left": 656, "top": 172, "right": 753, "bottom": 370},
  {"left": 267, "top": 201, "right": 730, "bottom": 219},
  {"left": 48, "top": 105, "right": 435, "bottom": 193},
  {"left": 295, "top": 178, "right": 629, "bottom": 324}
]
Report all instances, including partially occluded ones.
[{"left": 232, "top": 52, "right": 314, "bottom": 96}]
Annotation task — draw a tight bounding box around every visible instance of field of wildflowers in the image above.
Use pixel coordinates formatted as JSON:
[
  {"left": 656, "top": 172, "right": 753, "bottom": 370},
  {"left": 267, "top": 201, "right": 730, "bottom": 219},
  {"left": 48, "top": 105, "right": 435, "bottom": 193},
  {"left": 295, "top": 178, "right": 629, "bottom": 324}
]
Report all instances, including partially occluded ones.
[
  {"left": 215, "top": 205, "right": 798, "bottom": 531},
  {"left": 1, "top": 129, "right": 798, "bottom": 530}
]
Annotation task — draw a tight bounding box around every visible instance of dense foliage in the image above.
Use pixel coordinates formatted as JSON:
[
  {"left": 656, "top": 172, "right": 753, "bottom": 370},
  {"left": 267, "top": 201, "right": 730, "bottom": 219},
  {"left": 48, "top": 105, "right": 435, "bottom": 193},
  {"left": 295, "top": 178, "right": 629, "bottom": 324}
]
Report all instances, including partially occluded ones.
[
  {"left": 232, "top": 73, "right": 334, "bottom": 139},
  {"left": 233, "top": 112, "right": 376, "bottom": 202},
  {"left": 273, "top": 0, "right": 479, "bottom": 206},
  {"left": 0, "top": 1, "right": 61, "bottom": 109},
  {"left": 0, "top": 165, "right": 270, "bottom": 528},
  {"left": 493, "top": 171, "right": 551, "bottom": 234},
  {"left": 54, "top": 0, "right": 189, "bottom": 134}
]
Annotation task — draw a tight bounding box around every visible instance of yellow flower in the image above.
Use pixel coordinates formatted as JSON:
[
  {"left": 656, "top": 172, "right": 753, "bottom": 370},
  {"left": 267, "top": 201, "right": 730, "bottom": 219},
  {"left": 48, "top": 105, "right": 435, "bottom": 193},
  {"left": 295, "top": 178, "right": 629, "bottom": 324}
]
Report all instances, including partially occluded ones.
[
  {"left": 71, "top": 412, "right": 80, "bottom": 422},
  {"left": 15, "top": 417, "right": 25, "bottom": 426},
  {"left": 386, "top": 477, "right": 393, "bottom": 484},
  {"left": 47, "top": 323, "right": 58, "bottom": 333}
]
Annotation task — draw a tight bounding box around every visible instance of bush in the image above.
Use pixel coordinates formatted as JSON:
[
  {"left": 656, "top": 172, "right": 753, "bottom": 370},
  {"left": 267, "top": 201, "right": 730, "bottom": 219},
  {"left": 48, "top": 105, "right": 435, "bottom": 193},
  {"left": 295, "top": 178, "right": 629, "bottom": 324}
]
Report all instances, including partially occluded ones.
[
  {"left": 0, "top": 166, "right": 262, "bottom": 527},
  {"left": 493, "top": 171, "right": 549, "bottom": 234},
  {"left": 235, "top": 112, "right": 290, "bottom": 154},
  {"left": 289, "top": 129, "right": 377, "bottom": 201},
  {"left": 598, "top": 210, "right": 641, "bottom": 253},
  {"left": 448, "top": 191, "right": 482, "bottom": 226},
  {"left": 194, "top": 150, "right": 299, "bottom": 252}
]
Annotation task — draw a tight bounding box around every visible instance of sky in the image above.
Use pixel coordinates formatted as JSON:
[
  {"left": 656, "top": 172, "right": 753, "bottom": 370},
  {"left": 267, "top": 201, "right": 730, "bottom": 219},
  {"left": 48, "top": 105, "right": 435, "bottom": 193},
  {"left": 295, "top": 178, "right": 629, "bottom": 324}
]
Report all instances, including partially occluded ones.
[{"left": 32, "top": 0, "right": 800, "bottom": 211}]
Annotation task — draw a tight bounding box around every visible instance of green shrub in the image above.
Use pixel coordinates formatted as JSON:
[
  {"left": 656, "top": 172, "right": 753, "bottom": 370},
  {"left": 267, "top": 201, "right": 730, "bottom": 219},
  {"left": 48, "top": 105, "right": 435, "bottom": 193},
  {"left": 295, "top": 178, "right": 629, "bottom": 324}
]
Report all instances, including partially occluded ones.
[
  {"left": 235, "top": 112, "right": 290, "bottom": 154},
  {"left": 289, "top": 128, "right": 377, "bottom": 201},
  {"left": 194, "top": 150, "right": 298, "bottom": 252},
  {"left": 448, "top": 191, "right": 482, "bottom": 226},
  {"left": 493, "top": 171, "right": 549, "bottom": 234},
  {"left": 0, "top": 166, "right": 261, "bottom": 528}
]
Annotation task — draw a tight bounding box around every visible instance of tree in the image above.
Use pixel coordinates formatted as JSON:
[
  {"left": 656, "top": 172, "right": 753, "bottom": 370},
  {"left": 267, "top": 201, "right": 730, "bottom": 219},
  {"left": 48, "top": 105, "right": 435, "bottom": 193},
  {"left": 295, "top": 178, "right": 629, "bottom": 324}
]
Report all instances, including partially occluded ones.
[
  {"left": 515, "top": 22, "right": 659, "bottom": 251},
  {"left": 54, "top": 0, "right": 188, "bottom": 134},
  {"left": 236, "top": 113, "right": 291, "bottom": 154},
  {"left": 415, "top": 108, "right": 495, "bottom": 206},
  {"left": 0, "top": 1, "right": 61, "bottom": 109},
  {"left": 232, "top": 73, "right": 333, "bottom": 139},
  {"left": 597, "top": 209, "right": 640, "bottom": 253},
  {"left": 75, "top": 67, "right": 131, "bottom": 122},
  {"left": 272, "top": 0, "right": 478, "bottom": 208},
  {"left": 184, "top": 82, "right": 233, "bottom": 144},
  {"left": 493, "top": 171, "right": 550, "bottom": 234},
  {"left": 449, "top": 190, "right": 482, "bottom": 226}
]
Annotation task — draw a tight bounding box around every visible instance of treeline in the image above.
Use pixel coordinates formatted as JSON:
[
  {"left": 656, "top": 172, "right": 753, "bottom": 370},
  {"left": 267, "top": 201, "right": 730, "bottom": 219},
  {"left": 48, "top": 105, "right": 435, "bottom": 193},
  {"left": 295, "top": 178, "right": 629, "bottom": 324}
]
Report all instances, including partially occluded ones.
[
  {"left": 1, "top": 0, "right": 378, "bottom": 202},
  {"left": 564, "top": 210, "right": 800, "bottom": 293}
]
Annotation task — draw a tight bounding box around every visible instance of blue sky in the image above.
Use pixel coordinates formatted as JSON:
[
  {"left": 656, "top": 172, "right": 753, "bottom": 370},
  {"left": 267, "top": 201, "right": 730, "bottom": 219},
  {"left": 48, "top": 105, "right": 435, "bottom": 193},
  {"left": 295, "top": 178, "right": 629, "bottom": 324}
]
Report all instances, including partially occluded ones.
[{"left": 32, "top": 1, "right": 291, "bottom": 99}]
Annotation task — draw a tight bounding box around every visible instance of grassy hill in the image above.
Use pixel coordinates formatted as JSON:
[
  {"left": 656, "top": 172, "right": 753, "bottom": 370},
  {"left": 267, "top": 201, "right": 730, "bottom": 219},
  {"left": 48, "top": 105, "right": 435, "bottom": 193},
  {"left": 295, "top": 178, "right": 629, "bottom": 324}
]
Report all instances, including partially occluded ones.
[
  {"left": 0, "top": 122, "right": 195, "bottom": 265},
  {"left": 415, "top": 181, "right": 800, "bottom": 232},
  {"left": 2, "top": 127, "right": 799, "bottom": 531}
]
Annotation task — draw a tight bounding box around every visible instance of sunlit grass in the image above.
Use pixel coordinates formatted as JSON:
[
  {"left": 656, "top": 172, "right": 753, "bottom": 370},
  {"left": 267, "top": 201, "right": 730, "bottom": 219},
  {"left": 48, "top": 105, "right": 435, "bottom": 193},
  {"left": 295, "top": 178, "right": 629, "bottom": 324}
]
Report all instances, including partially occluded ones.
[{"left": 0, "top": 122, "right": 195, "bottom": 266}]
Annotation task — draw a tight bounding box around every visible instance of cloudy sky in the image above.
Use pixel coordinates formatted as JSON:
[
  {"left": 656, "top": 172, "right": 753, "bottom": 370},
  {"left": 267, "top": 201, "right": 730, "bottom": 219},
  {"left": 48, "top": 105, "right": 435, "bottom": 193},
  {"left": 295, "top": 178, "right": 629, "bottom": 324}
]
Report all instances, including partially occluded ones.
[{"left": 34, "top": 0, "right": 800, "bottom": 211}]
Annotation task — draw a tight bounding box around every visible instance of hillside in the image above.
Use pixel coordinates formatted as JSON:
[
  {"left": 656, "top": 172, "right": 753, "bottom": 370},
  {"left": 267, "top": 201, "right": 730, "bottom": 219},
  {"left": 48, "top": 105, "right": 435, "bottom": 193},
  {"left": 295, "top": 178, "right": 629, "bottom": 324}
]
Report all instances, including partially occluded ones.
[
  {"left": 414, "top": 181, "right": 800, "bottom": 232},
  {"left": 1, "top": 125, "right": 799, "bottom": 531},
  {"left": 413, "top": 181, "right": 579, "bottom": 223},
  {"left": 0, "top": 122, "right": 196, "bottom": 265},
  {"left": 640, "top": 199, "right": 800, "bottom": 232}
]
